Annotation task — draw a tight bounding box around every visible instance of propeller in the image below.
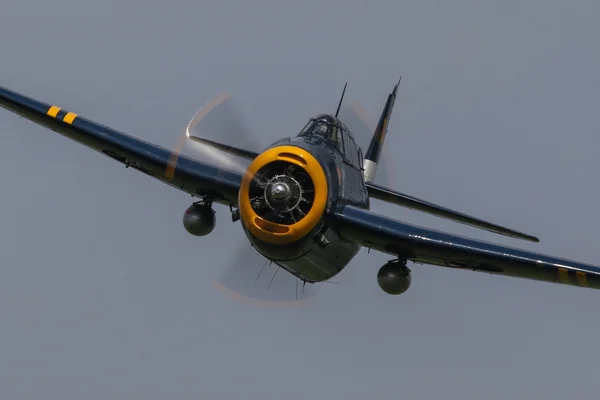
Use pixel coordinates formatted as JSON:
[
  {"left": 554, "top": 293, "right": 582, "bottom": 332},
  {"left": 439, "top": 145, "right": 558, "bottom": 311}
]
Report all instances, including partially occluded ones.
[
  {"left": 170, "top": 91, "right": 393, "bottom": 306},
  {"left": 176, "top": 93, "right": 319, "bottom": 305}
]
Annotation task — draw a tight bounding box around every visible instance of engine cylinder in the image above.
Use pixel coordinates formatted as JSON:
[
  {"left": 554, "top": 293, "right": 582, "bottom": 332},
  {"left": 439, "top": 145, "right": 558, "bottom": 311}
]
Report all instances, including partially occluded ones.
[
  {"left": 377, "top": 261, "right": 411, "bottom": 295},
  {"left": 183, "top": 203, "right": 215, "bottom": 236}
]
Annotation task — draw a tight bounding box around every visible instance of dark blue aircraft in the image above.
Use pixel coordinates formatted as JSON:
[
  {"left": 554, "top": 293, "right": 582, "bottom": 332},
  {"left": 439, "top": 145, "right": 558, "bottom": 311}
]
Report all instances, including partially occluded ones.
[{"left": 1, "top": 79, "right": 599, "bottom": 297}]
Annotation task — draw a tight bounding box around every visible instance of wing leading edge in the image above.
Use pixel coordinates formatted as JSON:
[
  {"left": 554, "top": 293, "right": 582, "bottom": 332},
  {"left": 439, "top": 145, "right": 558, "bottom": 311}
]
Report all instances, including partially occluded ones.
[
  {"left": 366, "top": 182, "right": 539, "bottom": 243},
  {"left": 332, "top": 205, "right": 600, "bottom": 290},
  {"left": 0, "top": 85, "right": 243, "bottom": 205}
]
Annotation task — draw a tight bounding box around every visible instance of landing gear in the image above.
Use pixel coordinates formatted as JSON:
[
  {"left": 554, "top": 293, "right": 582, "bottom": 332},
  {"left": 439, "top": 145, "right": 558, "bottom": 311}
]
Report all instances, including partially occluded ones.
[
  {"left": 377, "top": 259, "right": 411, "bottom": 295},
  {"left": 230, "top": 205, "right": 240, "bottom": 222}
]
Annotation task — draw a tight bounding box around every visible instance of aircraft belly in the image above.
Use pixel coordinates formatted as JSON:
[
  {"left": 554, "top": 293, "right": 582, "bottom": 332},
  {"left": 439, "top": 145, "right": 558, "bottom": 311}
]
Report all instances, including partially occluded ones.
[
  {"left": 277, "top": 229, "right": 360, "bottom": 283},
  {"left": 243, "top": 221, "right": 360, "bottom": 283}
]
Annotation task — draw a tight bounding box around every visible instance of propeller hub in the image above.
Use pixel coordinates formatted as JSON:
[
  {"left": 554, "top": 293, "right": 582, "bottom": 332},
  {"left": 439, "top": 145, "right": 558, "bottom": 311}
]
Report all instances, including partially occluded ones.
[
  {"left": 264, "top": 175, "right": 301, "bottom": 212},
  {"left": 270, "top": 181, "right": 291, "bottom": 201}
]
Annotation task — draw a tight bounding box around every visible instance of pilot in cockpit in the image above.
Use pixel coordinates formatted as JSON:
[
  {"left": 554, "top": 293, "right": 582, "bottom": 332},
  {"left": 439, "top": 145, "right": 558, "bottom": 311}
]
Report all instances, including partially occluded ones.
[
  {"left": 312, "top": 121, "right": 330, "bottom": 136},
  {"left": 299, "top": 116, "right": 334, "bottom": 139}
]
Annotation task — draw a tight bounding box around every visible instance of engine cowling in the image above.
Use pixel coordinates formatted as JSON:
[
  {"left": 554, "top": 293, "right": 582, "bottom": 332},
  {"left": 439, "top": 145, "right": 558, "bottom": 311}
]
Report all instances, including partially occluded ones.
[
  {"left": 238, "top": 145, "right": 328, "bottom": 249},
  {"left": 183, "top": 203, "right": 216, "bottom": 236},
  {"left": 377, "top": 260, "right": 411, "bottom": 295}
]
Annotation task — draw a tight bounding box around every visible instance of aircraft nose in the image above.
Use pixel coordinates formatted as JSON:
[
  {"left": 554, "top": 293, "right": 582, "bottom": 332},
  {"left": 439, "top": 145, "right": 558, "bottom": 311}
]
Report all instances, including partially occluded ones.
[{"left": 237, "top": 145, "right": 329, "bottom": 245}]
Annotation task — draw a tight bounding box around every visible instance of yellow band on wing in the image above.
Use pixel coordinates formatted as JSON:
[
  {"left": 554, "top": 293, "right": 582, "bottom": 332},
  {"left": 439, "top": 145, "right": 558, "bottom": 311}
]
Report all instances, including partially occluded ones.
[
  {"left": 47, "top": 106, "right": 61, "bottom": 117},
  {"left": 63, "top": 112, "right": 78, "bottom": 124},
  {"left": 576, "top": 271, "right": 589, "bottom": 287},
  {"left": 46, "top": 105, "right": 77, "bottom": 124},
  {"left": 558, "top": 268, "right": 570, "bottom": 284}
]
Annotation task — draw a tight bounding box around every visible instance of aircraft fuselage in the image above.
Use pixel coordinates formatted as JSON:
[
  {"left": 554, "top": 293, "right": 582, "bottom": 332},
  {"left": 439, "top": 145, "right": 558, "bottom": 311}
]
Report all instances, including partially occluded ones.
[{"left": 237, "top": 114, "right": 368, "bottom": 283}]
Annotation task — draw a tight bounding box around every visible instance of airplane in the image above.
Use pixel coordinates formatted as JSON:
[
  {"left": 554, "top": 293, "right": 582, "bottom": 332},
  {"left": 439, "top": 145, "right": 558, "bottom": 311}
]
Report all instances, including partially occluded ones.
[{"left": 1, "top": 77, "right": 599, "bottom": 299}]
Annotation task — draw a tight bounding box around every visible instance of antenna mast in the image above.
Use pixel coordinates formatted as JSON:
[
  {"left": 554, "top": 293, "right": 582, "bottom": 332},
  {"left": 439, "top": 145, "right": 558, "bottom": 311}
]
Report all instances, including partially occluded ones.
[{"left": 334, "top": 82, "right": 348, "bottom": 118}]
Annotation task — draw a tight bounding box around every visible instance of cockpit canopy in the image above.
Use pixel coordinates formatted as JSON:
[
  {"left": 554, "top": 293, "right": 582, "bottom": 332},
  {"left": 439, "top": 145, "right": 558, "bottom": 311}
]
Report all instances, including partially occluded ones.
[
  {"left": 298, "top": 114, "right": 363, "bottom": 169},
  {"left": 299, "top": 114, "right": 353, "bottom": 141}
]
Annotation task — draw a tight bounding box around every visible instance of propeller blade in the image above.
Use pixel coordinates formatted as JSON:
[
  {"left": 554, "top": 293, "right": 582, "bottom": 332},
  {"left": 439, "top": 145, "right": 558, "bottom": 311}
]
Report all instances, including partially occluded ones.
[
  {"left": 183, "top": 92, "right": 251, "bottom": 174},
  {"left": 214, "top": 243, "right": 317, "bottom": 305},
  {"left": 175, "top": 93, "right": 319, "bottom": 305}
]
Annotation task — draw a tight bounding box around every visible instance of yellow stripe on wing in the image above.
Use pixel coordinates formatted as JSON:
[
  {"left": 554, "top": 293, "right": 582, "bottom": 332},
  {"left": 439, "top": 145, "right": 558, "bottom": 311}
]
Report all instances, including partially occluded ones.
[
  {"left": 63, "top": 112, "right": 78, "bottom": 124},
  {"left": 47, "top": 105, "right": 77, "bottom": 124},
  {"left": 576, "top": 271, "right": 589, "bottom": 287},
  {"left": 558, "top": 268, "right": 570, "bottom": 284},
  {"left": 47, "top": 105, "right": 61, "bottom": 117}
]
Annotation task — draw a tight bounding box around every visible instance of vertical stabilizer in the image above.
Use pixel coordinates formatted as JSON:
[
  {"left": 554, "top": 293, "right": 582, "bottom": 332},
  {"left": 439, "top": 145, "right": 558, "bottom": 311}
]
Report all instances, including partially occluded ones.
[{"left": 363, "top": 77, "right": 401, "bottom": 183}]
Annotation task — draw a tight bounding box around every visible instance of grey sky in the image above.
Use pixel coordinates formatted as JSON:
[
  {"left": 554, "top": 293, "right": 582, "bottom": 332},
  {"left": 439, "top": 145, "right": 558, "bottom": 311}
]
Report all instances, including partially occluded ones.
[{"left": 1, "top": 0, "right": 600, "bottom": 398}]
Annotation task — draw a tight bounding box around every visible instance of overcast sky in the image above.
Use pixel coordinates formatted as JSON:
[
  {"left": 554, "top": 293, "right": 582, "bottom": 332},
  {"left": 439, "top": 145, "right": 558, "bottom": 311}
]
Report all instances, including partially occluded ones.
[{"left": 1, "top": 0, "right": 600, "bottom": 398}]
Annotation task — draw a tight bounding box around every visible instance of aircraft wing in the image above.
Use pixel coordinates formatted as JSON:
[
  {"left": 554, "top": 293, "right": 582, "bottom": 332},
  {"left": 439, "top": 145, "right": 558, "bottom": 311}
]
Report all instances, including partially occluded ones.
[
  {"left": 366, "top": 182, "right": 539, "bottom": 243},
  {"left": 332, "top": 205, "right": 600, "bottom": 289},
  {"left": 0, "top": 85, "right": 243, "bottom": 206}
]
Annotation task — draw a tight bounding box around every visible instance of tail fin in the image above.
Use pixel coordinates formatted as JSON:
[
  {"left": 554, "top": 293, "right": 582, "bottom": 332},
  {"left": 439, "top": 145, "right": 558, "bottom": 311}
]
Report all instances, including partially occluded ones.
[{"left": 363, "top": 77, "right": 401, "bottom": 183}]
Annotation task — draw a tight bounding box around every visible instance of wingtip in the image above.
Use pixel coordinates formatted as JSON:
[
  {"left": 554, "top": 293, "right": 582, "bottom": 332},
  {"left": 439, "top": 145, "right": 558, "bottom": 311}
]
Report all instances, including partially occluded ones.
[
  {"left": 392, "top": 76, "right": 402, "bottom": 95},
  {"left": 519, "top": 233, "right": 540, "bottom": 243}
]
